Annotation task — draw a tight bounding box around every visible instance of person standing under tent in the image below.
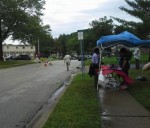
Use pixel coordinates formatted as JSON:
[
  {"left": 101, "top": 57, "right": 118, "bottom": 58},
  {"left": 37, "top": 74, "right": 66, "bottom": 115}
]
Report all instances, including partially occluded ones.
[
  {"left": 119, "top": 47, "right": 131, "bottom": 89},
  {"left": 63, "top": 54, "right": 71, "bottom": 71},
  {"left": 91, "top": 47, "right": 100, "bottom": 88},
  {"left": 133, "top": 47, "right": 140, "bottom": 69},
  {"left": 119, "top": 47, "right": 130, "bottom": 75}
]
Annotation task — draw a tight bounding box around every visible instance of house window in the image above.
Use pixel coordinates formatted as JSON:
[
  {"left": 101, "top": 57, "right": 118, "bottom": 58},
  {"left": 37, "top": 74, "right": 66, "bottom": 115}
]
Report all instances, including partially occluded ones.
[
  {"left": 16, "top": 46, "right": 18, "bottom": 49},
  {"left": 31, "top": 47, "right": 33, "bottom": 49},
  {"left": 22, "top": 46, "right": 25, "bottom": 49},
  {"left": 7, "top": 46, "right": 9, "bottom": 49}
]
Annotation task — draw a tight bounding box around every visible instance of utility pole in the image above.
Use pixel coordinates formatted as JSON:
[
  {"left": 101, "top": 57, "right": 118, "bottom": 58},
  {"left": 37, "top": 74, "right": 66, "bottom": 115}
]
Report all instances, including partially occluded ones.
[{"left": 38, "top": 37, "right": 40, "bottom": 54}]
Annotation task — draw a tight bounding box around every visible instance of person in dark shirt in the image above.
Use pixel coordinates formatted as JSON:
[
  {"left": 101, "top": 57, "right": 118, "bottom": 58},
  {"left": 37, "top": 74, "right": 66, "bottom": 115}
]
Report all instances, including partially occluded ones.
[
  {"left": 119, "top": 47, "right": 130, "bottom": 75},
  {"left": 119, "top": 47, "right": 131, "bottom": 89}
]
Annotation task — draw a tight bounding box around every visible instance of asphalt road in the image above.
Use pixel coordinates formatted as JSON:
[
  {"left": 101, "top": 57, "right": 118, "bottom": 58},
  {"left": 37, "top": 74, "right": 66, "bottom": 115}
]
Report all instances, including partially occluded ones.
[{"left": 0, "top": 60, "right": 80, "bottom": 128}]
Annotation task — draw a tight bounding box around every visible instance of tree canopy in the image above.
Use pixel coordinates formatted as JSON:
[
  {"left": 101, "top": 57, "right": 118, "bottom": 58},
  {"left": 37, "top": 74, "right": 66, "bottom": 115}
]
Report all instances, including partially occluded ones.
[
  {"left": 0, "top": 0, "right": 52, "bottom": 60},
  {"left": 113, "top": 0, "right": 150, "bottom": 38}
]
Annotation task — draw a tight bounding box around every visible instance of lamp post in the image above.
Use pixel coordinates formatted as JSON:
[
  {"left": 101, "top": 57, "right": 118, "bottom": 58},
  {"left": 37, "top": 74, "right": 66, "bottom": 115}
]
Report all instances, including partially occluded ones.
[{"left": 77, "top": 30, "right": 84, "bottom": 77}]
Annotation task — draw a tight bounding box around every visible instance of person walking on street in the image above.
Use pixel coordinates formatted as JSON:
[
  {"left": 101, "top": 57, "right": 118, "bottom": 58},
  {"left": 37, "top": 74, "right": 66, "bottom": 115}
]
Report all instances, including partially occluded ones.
[
  {"left": 133, "top": 47, "right": 140, "bottom": 69},
  {"left": 63, "top": 55, "right": 71, "bottom": 71}
]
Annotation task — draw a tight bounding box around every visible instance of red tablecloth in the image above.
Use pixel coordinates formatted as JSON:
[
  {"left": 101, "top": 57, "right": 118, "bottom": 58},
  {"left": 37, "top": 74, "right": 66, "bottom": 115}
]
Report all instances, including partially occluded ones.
[{"left": 101, "top": 65, "right": 134, "bottom": 85}]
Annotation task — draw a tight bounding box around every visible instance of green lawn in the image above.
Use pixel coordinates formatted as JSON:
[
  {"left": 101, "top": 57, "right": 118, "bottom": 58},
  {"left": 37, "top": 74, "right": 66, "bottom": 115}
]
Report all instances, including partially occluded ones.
[
  {"left": 128, "top": 69, "right": 150, "bottom": 112},
  {"left": 101, "top": 54, "right": 149, "bottom": 65},
  {"left": 43, "top": 74, "right": 101, "bottom": 128},
  {"left": 0, "top": 60, "right": 35, "bottom": 69}
]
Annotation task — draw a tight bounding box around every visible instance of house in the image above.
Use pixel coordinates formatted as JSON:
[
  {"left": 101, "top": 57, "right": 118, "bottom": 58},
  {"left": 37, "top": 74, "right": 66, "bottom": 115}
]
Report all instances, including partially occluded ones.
[{"left": 3, "top": 44, "right": 36, "bottom": 57}]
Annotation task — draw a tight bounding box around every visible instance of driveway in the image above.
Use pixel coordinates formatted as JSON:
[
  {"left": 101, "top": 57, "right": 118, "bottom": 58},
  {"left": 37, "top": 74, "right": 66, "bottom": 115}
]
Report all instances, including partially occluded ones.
[{"left": 0, "top": 60, "right": 80, "bottom": 128}]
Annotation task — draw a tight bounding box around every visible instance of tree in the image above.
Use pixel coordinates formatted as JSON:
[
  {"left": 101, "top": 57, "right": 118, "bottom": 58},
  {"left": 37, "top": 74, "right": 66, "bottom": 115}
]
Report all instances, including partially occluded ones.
[
  {"left": 52, "top": 17, "right": 114, "bottom": 57},
  {"left": 0, "top": 0, "right": 51, "bottom": 60},
  {"left": 113, "top": 0, "right": 150, "bottom": 38},
  {"left": 113, "top": 0, "right": 150, "bottom": 61},
  {"left": 58, "top": 34, "right": 68, "bottom": 57},
  {"left": 80, "top": 29, "right": 96, "bottom": 54},
  {"left": 53, "top": 38, "right": 62, "bottom": 55},
  {"left": 66, "top": 32, "right": 79, "bottom": 54},
  {"left": 38, "top": 33, "right": 54, "bottom": 57},
  {"left": 89, "top": 16, "right": 114, "bottom": 44},
  {"left": 113, "top": 20, "right": 136, "bottom": 34},
  {"left": 58, "top": 17, "right": 114, "bottom": 56}
]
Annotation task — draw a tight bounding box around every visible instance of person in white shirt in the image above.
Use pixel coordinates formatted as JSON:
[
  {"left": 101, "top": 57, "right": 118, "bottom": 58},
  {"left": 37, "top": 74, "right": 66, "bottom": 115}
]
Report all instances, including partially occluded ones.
[
  {"left": 133, "top": 48, "right": 140, "bottom": 69},
  {"left": 63, "top": 55, "right": 71, "bottom": 71}
]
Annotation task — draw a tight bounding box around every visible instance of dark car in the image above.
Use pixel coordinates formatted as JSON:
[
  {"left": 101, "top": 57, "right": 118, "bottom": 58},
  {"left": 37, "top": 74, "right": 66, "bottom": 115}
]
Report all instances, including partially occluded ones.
[
  {"left": 40, "top": 53, "right": 49, "bottom": 58},
  {"left": 13, "top": 55, "right": 31, "bottom": 60},
  {"left": 78, "top": 55, "right": 87, "bottom": 61}
]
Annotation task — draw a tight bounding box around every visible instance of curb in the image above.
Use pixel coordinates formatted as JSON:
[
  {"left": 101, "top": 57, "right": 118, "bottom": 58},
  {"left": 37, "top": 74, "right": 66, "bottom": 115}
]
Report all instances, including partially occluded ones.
[{"left": 26, "top": 72, "right": 77, "bottom": 128}]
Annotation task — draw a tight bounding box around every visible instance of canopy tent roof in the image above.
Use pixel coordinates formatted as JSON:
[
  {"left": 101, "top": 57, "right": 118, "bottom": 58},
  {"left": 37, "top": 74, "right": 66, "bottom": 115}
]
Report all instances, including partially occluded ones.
[{"left": 97, "top": 31, "right": 150, "bottom": 47}]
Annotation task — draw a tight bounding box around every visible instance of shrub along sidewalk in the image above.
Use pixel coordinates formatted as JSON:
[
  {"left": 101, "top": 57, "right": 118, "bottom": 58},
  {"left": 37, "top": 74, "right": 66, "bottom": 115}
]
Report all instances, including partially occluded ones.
[{"left": 43, "top": 74, "right": 101, "bottom": 128}]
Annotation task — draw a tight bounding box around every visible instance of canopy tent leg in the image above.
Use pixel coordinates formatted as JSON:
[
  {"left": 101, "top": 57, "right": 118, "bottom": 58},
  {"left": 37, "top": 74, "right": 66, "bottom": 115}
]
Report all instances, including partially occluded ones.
[{"left": 97, "top": 44, "right": 103, "bottom": 90}]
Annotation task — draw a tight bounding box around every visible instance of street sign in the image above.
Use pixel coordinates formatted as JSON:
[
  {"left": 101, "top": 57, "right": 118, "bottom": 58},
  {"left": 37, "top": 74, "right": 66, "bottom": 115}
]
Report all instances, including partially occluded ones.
[
  {"left": 78, "top": 32, "right": 83, "bottom": 40},
  {"left": 77, "top": 30, "right": 84, "bottom": 78}
]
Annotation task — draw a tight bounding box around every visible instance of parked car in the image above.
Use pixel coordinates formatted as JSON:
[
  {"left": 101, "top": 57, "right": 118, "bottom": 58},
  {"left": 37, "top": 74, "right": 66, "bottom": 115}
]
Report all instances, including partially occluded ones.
[
  {"left": 40, "top": 53, "right": 49, "bottom": 58},
  {"left": 85, "top": 55, "right": 92, "bottom": 59},
  {"left": 5, "top": 55, "right": 15, "bottom": 61},
  {"left": 13, "top": 55, "right": 31, "bottom": 60},
  {"left": 71, "top": 55, "right": 78, "bottom": 60},
  {"left": 78, "top": 55, "right": 87, "bottom": 61}
]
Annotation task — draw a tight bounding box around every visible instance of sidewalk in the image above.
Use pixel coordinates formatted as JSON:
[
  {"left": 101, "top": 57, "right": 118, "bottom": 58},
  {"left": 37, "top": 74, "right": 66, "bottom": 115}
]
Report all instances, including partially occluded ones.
[{"left": 98, "top": 87, "right": 150, "bottom": 128}]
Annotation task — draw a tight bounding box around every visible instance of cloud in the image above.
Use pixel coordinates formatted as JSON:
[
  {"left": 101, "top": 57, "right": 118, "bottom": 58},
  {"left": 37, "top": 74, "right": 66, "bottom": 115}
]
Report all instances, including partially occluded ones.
[
  {"left": 42, "top": 0, "right": 111, "bottom": 37},
  {"left": 41, "top": 0, "right": 140, "bottom": 38},
  {"left": 5, "top": 0, "right": 140, "bottom": 44}
]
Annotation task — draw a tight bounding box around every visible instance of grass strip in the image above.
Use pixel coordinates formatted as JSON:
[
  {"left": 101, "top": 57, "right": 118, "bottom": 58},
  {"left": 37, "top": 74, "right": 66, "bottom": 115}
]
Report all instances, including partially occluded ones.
[
  {"left": 43, "top": 74, "right": 101, "bottom": 128},
  {"left": 0, "top": 60, "right": 35, "bottom": 69},
  {"left": 128, "top": 69, "right": 150, "bottom": 112}
]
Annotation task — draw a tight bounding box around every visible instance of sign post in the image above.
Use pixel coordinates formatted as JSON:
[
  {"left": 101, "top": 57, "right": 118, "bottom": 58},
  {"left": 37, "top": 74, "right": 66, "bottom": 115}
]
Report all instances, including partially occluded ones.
[{"left": 78, "top": 31, "right": 84, "bottom": 77}]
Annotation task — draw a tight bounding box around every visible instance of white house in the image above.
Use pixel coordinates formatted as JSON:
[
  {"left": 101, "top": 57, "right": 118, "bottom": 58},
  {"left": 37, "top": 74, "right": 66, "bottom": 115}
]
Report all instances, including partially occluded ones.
[{"left": 3, "top": 44, "right": 36, "bottom": 57}]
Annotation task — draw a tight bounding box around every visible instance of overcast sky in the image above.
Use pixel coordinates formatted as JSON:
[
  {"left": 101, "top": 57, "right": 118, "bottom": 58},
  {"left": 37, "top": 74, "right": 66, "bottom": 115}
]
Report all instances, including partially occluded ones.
[
  {"left": 5, "top": 0, "right": 139, "bottom": 44},
  {"left": 42, "top": 0, "right": 139, "bottom": 38}
]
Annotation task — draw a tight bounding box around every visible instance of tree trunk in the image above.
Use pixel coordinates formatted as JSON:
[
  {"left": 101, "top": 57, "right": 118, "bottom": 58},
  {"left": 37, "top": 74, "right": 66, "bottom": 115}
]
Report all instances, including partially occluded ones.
[
  {"left": 0, "top": 40, "right": 3, "bottom": 61},
  {"left": 0, "top": 19, "right": 4, "bottom": 61}
]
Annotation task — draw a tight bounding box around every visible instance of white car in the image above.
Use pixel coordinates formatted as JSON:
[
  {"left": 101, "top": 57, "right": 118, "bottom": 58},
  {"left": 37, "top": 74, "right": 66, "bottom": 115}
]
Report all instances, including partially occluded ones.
[{"left": 5, "top": 55, "right": 14, "bottom": 61}]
